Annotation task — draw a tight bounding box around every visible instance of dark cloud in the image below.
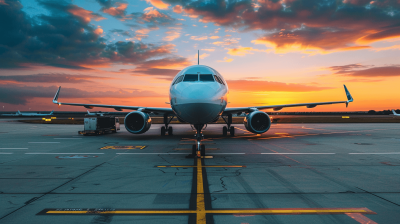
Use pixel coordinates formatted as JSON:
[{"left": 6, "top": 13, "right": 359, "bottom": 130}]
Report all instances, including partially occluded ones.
[
  {"left": 0, "top": 0, "right": 177, "bottom": 69},
  {"left": 329, "top": 64, "right": 400, "bottom": 77},
  {"left": 226, "top": 80, "right": 332, "bottom": 92},
  {"left": 0, "top": 84, "right": 162, "bottom": 105},
  {"left": 165, "top": 0, "right": 400, "bottom": 52},
  {"left": 0, "top": 73, "right": 113, "bottom": 83}
]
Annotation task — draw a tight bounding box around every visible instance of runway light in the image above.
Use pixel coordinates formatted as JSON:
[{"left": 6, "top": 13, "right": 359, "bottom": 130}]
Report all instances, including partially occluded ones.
[
  {"left": 51, "top": 117, "right": 56, "bottom": 119},
  {"left": 45, "top": 119, "right": 51, "bottom": 122},
  {"left": 342, "top": 116, "right": 350, "bottom": 118},
  {"left": 42, "top": 118, "right": 46, "bottom": 120}
]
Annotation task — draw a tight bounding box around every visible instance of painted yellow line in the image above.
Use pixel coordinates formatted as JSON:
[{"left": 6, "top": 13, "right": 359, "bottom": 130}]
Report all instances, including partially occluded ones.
[
  {"left": 196, "top": 158, "right": 206, "bottom": 224},
  {"left": 46, "top": 208, "right": 374, "bottom": 215},
  {"left": 207, "top": 208, "right": 374, "bottom": 214},
  {"left": 156, "top": 165, "right": 245, "bottom": 168}
]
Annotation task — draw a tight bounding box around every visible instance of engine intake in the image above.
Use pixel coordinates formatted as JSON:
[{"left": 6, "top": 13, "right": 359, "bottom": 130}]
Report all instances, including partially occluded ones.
[
  {"left": 124, "top": 111, "right": 151, "bottom": 134},
  {"left": 244, "top": 111, "right": 271, "bottom": 134}
]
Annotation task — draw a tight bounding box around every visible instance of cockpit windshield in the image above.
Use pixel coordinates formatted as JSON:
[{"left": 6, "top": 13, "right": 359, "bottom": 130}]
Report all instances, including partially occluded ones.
[
  {"left": 200, "top": 74, "right": 214, "bottom": 81},
  {"left": 183, "top": 74, "right": 198, "bottom": 82}
]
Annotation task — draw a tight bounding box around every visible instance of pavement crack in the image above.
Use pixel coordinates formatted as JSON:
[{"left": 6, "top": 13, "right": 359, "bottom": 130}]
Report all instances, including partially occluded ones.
[
  {"left": 356, "top": 187, "right": 400, "bottom": 207},
  {"left": 213, "top": 176, "right": 228, "bottom": 193}
]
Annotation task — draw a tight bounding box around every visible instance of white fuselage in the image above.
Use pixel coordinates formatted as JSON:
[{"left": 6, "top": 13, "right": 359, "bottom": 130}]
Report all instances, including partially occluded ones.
[{"left": 169, "top": 65, "right": 228, "bottom": 124}]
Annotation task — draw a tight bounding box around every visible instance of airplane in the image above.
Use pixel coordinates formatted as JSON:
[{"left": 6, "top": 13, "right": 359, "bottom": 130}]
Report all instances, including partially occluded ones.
[
  {"left": 392, "top": 110, "right": 400, "bottom": 116},
  {"left": 1, "top": 110, "right": 54, "bottom": 117},
  {"left": 52, "top": 56, "right": 353, "bottom": 157}
]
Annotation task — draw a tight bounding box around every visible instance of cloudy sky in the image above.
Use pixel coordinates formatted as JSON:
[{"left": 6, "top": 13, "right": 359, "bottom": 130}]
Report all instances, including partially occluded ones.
[{"left": 1, "top": 0, "right": 400, "bottom": 112}]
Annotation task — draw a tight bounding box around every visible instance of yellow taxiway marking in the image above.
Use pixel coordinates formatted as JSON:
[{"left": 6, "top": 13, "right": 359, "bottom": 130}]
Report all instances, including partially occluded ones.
[
  {"left": 100, "top": 146, "right": 146, "bottom": 150},
  {"left": 42, "top": 158, "right": 376, "bottom": 224},
  {"left": 45, "top": 208, "right": 375, "bottom": 215},
  {"left": 156, "top": 165, "right": 245, "bottom": 168}
]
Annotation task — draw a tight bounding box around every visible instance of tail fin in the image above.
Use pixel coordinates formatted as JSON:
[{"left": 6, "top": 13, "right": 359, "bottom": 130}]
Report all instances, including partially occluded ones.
[
  {"left": 392, "top": 110, "right": 398, "bottom": 115},
  {"left": 17, "top": 110, "right": 21, "bottom": 115},
  {"left": 50, "top": 110, "right": 54, "bottom": 115}
]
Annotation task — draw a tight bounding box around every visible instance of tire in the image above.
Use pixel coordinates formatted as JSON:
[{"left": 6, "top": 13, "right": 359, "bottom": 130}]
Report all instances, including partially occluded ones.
[
  {"left": 230, "top": 126, "right": 235, "bottom": 136},
  {"left": 161, "top": 126, "right": 165, "bottom": 136},
  {"left": 192, "top": 145, "right": 196, "bottom": 155},
  {"left": 223, "top": 126, "right": 227, "bottom": 136},
  {"left": 168, "top": 126, "right": 173, "bottom": 135},
  {"left": 200, "top": 144, "right": 205, "bottom": 156}
]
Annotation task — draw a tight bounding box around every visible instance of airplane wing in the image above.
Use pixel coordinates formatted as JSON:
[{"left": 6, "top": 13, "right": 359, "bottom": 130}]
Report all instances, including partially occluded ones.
[
  {"left": 52, "top": 87, "right": 173, "bottom": 114},
  {"left": 223, "top": 85, "right": 353, "bottom": 114}
]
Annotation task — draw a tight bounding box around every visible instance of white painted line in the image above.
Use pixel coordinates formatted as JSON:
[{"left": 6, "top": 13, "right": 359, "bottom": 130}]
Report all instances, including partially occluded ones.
[
  {"left": 0, "top": 153, "right": 13, "bottom": 154},
  {"left": 25, "top": 153, "right": 104, "bottom": 154},
  {"left": 116, "top": 153, "right": 187, "bottom": 155},
  {"left": 349, "top": 152, "right": 400, "bottom": 154},
  {"left": 208, "top": 153, "right": 246, "bottom": 154},
  {"left": 0, "top": 148, "right": 28, "bottom": 149},
  {"left": 54, "top": 138, "right": 82, "bottom": 139},
  {"left": 261, "top": 153, "right": 336, "bottom": 155},
  {"left": 28, "top": 142, "right": 60, "bottom": 143}
]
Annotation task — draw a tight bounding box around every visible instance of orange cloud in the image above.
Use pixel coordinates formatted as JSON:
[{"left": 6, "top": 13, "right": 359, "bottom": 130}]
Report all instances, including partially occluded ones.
[
  {"left": 163, "top": 29, "right": 181, "bottom": 41},
  {"left": 227, "top": 80, "right": 332, "bottom": 92},
  {"left": 217, "top": 57, "right": 233, "bottom": 62},
  {"left": 227, "top": 46, "right": 267, "bottom": 56},
  {"left": 94, "top": 28, "right": 103, "bottom": 35},
  {"left": 68, "top": 5, "right": 106, "bottom": 23},
  {"left": 173, "top": 5, "right": 183, "bottom": 13},
  {"left": 210, "top": 36, "right": 220, "bottom": 39},
  {"left": 103, "top": 3, "right": 128, "bottom": 17},
  {"left": 202, "top": 49, "right": 215, "bottom": 52},
  {"left": 191, "top": 36, "right": 208, "bottom": 41},
  {"left": 145, "top": 0, "right": 170, "bottom": 10}
]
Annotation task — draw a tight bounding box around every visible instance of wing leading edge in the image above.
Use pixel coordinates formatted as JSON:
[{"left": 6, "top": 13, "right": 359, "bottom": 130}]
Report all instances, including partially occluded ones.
[
  {"left": 52, "top": 87, "right": 173, "bottom": 114},
  {"left": 224, "top": 85, "right": 354, "bottom": 114}
]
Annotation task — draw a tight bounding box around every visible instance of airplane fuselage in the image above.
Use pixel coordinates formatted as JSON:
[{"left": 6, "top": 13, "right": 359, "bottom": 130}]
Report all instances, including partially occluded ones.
[{"left": 169, "top": 65, "right": 228, "bottom": 124}]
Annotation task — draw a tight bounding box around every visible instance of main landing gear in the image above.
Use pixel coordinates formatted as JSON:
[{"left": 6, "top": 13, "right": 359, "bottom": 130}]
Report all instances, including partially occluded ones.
[
  {"left": 161, "top": 114, "right": 174, "bottom": 136},
  {"left": 222, "top": 114, "right": 235, "bottom": 136}
]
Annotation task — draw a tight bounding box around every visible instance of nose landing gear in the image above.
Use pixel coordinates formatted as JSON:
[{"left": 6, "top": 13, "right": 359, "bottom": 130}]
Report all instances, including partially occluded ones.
[{"left": 188, "top": 124, "right": 206, "bottom": 158}]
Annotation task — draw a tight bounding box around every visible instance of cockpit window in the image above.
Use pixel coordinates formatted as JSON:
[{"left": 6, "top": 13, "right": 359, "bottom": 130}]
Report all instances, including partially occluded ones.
[
  {"left": 200, "top": 74, "right": 214, "bottom": 81},
  {"left": 214, "top": 75, "right": 225, "bottom": 85},
  {"left": 173, "top": 76, "right": 184, "bottom": 85},
  {"left": 183, "top": 74, "right": 198, "bottom": 82}
]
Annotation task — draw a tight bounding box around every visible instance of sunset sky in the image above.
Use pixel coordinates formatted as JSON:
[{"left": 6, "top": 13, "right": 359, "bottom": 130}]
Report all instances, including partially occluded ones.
[{"left": 1, "top": 0, "right": 400, "bottom": 112}]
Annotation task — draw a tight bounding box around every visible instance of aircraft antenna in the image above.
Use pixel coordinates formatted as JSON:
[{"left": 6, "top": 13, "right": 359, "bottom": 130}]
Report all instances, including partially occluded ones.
[{"left": 198, "top": 50, "right": 199, "bottom": 65}]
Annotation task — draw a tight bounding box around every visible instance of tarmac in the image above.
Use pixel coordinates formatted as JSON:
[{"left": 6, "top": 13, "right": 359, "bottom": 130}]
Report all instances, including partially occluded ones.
[{"left": 0, "top": 119, "right": 399, "bottom": 224}]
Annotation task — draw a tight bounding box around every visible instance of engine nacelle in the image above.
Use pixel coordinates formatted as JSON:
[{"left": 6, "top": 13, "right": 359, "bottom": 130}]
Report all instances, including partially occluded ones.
[
  {"left": 124, "top": 111, "right": 151, "bottom": 134},
  {"left": 244, "top": 111, "right": 271, "bottom": 134}
]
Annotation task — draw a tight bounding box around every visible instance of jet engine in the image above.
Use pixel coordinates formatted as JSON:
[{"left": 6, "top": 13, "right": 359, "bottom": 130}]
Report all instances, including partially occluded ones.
[
  {"left": 124, "top": 111, "right": 151, "bottom": 134},
  {"left": 244, "top": 111, "right": 271, "bottom": 134}
]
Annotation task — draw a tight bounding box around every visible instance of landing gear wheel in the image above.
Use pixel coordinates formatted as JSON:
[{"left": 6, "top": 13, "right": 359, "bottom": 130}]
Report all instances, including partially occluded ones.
[
  {"left": 223, "top": 126, "right": 227, "bottom": 136},
  {"left": 168, "top": 126, "right": 173, "bottom": 135},
  {"left": 200, "top": 144, "right": 205, "bottom": 156},
  {"left": 161, "top": 126, "right": 165, "bottom": 136},
  {"left": 230, "top": 126, "right": 235, "bottom": 136}
]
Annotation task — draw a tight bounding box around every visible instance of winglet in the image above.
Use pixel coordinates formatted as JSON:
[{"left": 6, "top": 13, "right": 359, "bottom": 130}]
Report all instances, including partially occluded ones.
[
  {"left": 53, "top": 86, "right": 61, "bottom": 104},
  {"left": 343, "top": 84, "right": 353, "bottom": 107}
]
